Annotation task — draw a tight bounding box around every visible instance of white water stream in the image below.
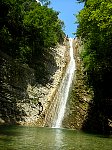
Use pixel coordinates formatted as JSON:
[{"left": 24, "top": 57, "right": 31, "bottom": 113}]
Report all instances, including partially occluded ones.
[{"left": 52, "top": 38, "right": 76, "bottom": 128}]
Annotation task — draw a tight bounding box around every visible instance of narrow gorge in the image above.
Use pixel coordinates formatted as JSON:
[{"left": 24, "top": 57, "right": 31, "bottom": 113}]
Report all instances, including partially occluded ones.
[
  {"left": 0, "top": 1, "right": 112, "bottom": 149},
  {"left": 0, "top": 37, "right": 93, "bottom": 130},
  {"left": 0, "top": 36, "right": 94, "bottom": 131}
]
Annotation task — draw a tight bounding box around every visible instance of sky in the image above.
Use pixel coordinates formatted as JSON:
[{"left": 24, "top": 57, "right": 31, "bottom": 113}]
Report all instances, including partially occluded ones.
[{"left": 49, "top": 0, "right": 84, "bottom": 38}]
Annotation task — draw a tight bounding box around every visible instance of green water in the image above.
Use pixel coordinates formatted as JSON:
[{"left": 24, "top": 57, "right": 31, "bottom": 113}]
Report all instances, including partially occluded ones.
[{"left": 0, "top": 126, "right": 111, "bottom": 150}]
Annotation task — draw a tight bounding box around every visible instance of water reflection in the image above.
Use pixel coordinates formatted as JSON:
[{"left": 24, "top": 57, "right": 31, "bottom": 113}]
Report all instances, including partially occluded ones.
[
  {"left": 54, "top": 129, "right": 64, "bottom": 149},
  {"left": 0, "top": 126, "right": 112, "bottom": 150}
]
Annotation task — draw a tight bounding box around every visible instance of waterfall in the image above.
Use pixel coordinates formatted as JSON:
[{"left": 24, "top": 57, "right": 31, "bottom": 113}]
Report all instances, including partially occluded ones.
[{"left": 52, "top": 38, "right": 76, "bottom": 128}]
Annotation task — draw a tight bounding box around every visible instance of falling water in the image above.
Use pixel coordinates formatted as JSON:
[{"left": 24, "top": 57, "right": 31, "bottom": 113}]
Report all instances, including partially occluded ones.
[{"left": 52, "top": 38, "right": 76, "bottom": 128}]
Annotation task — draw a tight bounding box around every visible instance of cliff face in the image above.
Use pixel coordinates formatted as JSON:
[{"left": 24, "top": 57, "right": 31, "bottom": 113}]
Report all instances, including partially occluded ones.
[
  {"left": 0, "top": 41, "right": 69, "bottom": 125},
  {"left": 0, "top": 38, "right": 93, "bottom": 129},
  {"left": 62, "top": 38, "right": 93, "bottom": 130}
]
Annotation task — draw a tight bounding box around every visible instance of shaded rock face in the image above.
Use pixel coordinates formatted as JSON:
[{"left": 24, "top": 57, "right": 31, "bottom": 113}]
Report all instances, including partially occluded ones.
[
  {"left": 62, "top": 38, "right": 93, "bottom": 130},
  {"left": 62, "top": 38, "right": 112, "bottom": 134},
  {"left": 0, "top": 51, "right": 40, "bottom": 124},
  {"left": 0, "top": 42, "right": 68, "bottom": 125},
  {"left": 42, "top": 41, "right": 70, "bottom": 127},
  {"left": 42, "top": 38, "right": 93, "bottom": 129}
]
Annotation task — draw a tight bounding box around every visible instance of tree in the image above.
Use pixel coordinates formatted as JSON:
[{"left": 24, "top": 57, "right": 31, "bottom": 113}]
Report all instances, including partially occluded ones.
[
  {"left": 0, "top": 0, "right": 65, "bottom": 84},
  {"left": 77, "top": 0, "right": 86, "bottom": 3},
  {"left": 39, "top": 0, "right": 51, "bottom": 6},
  {"left": 76, "top": 0, "right": 112, "bottom": 133},
  {"left": 0, "top": 0, "right": 65, "bottom": 62}
]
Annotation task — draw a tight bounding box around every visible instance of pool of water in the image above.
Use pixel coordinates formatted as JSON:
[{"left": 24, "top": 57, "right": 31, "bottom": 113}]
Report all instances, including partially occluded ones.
[{"left": 0, "top": 125, "right": 112, "bottom": 150}]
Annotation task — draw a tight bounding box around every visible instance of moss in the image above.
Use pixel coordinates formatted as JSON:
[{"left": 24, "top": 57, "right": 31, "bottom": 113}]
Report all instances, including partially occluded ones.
[{"left": 62, "top": 38, "right": 93, "bottom": 129}]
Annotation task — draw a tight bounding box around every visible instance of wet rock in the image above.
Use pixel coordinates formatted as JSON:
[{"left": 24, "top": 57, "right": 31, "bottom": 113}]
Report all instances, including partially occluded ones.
[{"left": 0, "top": 42, "right": 68, "bottom": 126}]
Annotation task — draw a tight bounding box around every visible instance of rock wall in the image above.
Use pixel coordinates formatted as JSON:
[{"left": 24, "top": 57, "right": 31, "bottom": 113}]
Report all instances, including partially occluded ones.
[
  {"left": 62, "top": 38, "right": 93, "bottom": 129},
  {"left": 0, "top": 41, "right": 69, "bottom": 126},
  {"left": 37, "top": 41, "right": 70, "bottom": 127}
]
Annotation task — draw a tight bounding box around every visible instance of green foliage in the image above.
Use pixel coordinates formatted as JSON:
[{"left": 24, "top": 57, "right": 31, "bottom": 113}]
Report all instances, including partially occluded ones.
[
  {"left": 0, "top": 0, "right": 65, "bottom": 63},
  {"left": 39, "top": 0, "right": 51, "bottom": 6},
  {"left": 77, "top": 0, "right": 86, "bottom": 3},
  {"left": 0, "top": 0, "right": 65, "bottom": 85},
  {"left": 77, "top": 0, "right": 112, "bottom": 94},
  {"left": 76, "top": 0, "right": 112, "bottom": 133}
]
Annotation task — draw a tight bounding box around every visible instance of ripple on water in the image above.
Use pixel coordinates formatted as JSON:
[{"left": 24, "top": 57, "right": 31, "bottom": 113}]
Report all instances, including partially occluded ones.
[{"left": 0, "top": 126, "right": 112, "bottom": 150}]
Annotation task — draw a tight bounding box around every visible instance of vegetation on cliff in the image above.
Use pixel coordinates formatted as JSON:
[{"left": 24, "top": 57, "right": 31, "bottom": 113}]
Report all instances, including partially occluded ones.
[
  {"left": 76, "top": 0, "right": 112, "bottom": 134},
  {"left": 0, "top": 0, "right": 67, "bottom": 125},
  {"left": 0, "top": 0, "right": 65, "bottom": 83}
]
